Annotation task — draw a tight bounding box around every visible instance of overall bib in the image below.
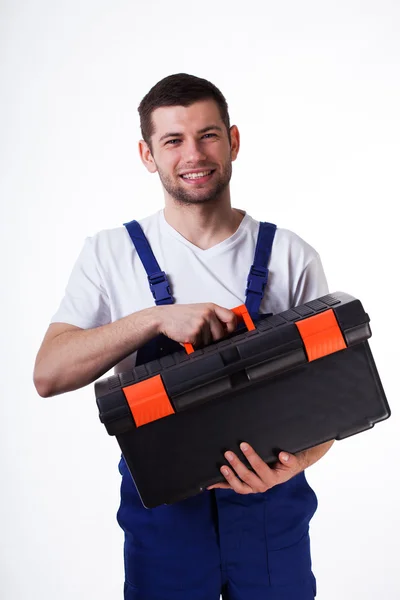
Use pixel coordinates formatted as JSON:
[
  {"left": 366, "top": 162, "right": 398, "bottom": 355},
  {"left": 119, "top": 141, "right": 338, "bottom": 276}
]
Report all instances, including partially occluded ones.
[{"left": 117, "top": 220, "right": 318, "bottom": 600}]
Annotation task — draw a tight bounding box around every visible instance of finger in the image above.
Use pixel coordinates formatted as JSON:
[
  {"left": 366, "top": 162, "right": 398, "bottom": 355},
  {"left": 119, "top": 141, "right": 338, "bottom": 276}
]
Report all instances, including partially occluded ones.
[
  {"left": 224, "top": 450, "right": 269, "bottom": 492},
  {"left": 275, "top": 451, "right": 302, "bottom": 473},
  {"left": 213, "top": 305, "right": 237, "bottom": 334},
  {"left": 219, "top": 464, "right": 253, "bottom": 494},
  {"left": 269, "top": 451, "right": 301, "bottom": 483},
  {"left": 279, "top": 451, "right": 293, "bottom": 465},
  {"left": 208, "top": 312, "right": 227, "bottom": 342},
  {"left": 206, "top": 483, "right": 231, "bottom": 490},
  {"left": 192, "top": 318, "right": 209, "bottom": 347},
  {"left": 240, "top": 444, "right": 299, "bottom": 486},
  {"left": 240, "top": 442, "right": 274, "bottom": 476},
  {"left": 200, "top": 321, "right": 212, "bottom": 347}
]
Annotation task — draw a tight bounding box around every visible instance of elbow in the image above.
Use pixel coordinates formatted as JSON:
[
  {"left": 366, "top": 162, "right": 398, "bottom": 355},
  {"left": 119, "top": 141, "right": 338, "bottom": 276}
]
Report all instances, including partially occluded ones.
[{"left": 33, "top": 369, "right": 56, "bottom": 398}]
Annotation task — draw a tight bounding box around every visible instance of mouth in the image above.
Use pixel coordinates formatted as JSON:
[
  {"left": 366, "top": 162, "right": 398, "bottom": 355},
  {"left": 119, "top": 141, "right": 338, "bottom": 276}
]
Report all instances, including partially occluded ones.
[{"left": 179, "top": 169, "right": 216, "bottom": 184}]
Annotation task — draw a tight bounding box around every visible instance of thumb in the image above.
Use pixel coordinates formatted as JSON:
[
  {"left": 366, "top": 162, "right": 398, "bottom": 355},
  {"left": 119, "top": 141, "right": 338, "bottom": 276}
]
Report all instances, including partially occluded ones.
[
  {"left": 279, "top": 451, "right": 294, "bottom": 466},
  {"left": 213, "top": 304, "right": 238, "bottom": 334}
]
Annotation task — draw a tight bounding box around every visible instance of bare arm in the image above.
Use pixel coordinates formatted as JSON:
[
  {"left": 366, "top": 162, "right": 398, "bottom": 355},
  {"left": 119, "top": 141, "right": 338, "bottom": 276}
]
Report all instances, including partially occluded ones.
[
  {"left": 297, "top": 439, "right": 334, "bottom": 470},
  {"left": 33, "top": 303, "right": 237, "bottom": 398},
  {"left": 33, "top": 308, "right": 160, "bottom": 397}
]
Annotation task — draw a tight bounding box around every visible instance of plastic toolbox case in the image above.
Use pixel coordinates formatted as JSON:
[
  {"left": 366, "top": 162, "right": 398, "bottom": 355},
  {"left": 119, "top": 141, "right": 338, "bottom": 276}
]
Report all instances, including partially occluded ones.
[{"left": 95, "top": 292, "right": 390, "bottom": 508}]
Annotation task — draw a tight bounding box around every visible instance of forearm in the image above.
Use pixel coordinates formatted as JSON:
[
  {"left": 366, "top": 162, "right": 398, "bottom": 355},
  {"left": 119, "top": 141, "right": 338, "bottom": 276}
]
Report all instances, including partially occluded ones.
[
  {"left": 34, "top": 307, "right": 162, "bottom": 397},
  {"left": 298, "top": 439, "right": 335, "bottom": 470}
]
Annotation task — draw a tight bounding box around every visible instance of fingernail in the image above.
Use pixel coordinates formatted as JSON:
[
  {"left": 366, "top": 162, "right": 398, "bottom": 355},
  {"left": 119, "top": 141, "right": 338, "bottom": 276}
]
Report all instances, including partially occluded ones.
[
  {"left": 225, "top": 451, "right": 234, "bottom": 462},
  {"left": 281, "top": 452, "right": 289, "bottom": 462},
  {"left": 240, "top": 443, "right": 249, "bottom": 452},
  {"left": 222, "top": 467, "right": 229, "bottom": 476}
]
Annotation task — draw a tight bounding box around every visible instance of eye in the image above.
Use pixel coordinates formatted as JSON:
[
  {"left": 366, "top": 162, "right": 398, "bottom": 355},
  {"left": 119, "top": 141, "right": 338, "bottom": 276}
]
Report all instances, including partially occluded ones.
[{"left": 165, "top": 133, "right": 216, "bottom": 146}]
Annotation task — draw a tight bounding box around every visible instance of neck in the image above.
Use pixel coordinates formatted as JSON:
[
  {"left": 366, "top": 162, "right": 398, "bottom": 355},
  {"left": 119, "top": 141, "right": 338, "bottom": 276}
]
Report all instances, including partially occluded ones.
[{"left": 163, "top": 195, "right": 245, "bottom": 251}]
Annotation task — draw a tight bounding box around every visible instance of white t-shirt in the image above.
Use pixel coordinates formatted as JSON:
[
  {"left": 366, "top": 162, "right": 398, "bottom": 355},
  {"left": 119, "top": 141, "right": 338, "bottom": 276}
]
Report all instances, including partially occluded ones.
[{"left": 51, "top": 209, "right": 329, "bottom": 372}]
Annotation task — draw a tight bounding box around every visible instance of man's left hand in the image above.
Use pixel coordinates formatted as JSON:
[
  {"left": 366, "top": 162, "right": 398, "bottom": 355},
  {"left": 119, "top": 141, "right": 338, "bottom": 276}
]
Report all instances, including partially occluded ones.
[{"left": 207, "top": 442, "right": 308, "bottom": 493}]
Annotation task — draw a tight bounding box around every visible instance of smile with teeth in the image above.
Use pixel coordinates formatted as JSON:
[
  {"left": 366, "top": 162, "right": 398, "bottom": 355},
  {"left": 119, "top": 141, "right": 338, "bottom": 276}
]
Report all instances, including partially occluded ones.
[{"left": 181, "top": 170, "right": 213, "bottom": 180}]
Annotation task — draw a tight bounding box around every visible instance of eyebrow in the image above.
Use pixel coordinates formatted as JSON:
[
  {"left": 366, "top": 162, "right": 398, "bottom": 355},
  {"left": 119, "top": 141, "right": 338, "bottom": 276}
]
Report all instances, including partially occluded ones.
[{"left": 158, "top": 125, "right": 223, "bottom": 143}]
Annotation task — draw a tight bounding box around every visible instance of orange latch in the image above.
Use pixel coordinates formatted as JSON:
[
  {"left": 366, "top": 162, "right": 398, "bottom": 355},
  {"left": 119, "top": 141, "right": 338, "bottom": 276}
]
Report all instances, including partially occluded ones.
[
  {"left": 122, "top": 375, "right": 175, "bottom": 427},
  {"left": 295, "top": 309, "right": 347, "bottom": 361}
]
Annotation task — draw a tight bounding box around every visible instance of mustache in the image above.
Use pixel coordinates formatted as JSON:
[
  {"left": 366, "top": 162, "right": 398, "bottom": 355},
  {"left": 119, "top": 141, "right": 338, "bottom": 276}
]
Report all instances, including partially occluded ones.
[{"left": 177, "top": 167, "right": 216, "bottom": 174}]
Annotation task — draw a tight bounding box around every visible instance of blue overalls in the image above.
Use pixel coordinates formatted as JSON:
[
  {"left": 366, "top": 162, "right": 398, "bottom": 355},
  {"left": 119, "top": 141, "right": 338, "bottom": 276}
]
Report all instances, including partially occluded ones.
[{"left": 117, "top": 220, "right": 318, "bottom": 600}]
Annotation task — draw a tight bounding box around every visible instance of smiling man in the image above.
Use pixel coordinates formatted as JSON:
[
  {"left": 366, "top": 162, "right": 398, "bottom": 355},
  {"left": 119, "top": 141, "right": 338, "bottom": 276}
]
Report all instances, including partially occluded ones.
[
  {"left": 34, "top": 73, "right": 333, "bottom": 600},
  {"left": 145, "top": 108, "right": 233, "bottom": 205}
]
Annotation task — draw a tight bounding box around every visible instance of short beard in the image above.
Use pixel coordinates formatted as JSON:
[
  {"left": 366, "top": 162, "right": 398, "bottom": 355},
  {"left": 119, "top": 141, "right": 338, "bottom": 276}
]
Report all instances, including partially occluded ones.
[{"left": 156, "top": 162, "right": 232, "bottom": 206}]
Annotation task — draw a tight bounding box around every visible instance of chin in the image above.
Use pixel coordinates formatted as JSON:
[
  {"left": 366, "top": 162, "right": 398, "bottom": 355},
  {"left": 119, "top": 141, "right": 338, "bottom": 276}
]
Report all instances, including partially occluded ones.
[{"left": 173, "top": 195, "right": 218, "bottom": 206}]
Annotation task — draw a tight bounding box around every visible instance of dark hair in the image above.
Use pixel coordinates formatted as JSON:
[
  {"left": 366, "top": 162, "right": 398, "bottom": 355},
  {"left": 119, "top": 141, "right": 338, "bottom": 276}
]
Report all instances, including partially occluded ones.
[{"left": 138, "top": 73, "right": 231, "bottom": 152}]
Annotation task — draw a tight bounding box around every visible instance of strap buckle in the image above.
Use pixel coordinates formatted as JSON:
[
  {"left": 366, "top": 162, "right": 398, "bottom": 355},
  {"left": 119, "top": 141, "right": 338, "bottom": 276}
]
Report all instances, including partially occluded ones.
[
  {"left": 148, "top": 271, "right": 172, "bottom": 304},
  {"left": 246, "top": 265, "right": 269, "bottom": 297}
]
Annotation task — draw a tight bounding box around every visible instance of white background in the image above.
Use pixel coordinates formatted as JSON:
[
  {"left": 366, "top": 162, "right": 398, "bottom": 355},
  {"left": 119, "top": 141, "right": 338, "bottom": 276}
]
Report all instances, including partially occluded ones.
[{"left": 1, "top": 1, "right": 399, "bottom": 598}]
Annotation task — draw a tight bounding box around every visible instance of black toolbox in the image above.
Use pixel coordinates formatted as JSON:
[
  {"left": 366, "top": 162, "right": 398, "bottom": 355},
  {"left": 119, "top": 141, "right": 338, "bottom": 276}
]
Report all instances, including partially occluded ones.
[{"left": 95, "top": 292, "right": 390, "bottom": 508}]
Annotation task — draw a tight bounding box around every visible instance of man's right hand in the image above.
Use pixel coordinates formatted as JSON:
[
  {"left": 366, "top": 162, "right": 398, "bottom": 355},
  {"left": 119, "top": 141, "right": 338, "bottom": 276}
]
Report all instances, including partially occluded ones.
[
  {"left": 34, "top": 302, "right": 238, "bottom": 397},
  {"left": 155, "top": 303, "right": 238, "bottom": 349}
]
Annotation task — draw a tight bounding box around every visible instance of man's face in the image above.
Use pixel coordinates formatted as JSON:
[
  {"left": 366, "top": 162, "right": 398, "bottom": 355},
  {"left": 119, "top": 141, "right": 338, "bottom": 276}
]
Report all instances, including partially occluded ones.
[{"left": 142, "top": 100, "right": 239, "bottom": 205}]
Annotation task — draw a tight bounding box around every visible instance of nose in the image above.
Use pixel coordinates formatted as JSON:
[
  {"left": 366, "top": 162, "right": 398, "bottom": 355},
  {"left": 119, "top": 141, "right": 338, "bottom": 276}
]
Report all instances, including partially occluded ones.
[{"left": 183, "top": 138, "right": 207, "bottom": 163}]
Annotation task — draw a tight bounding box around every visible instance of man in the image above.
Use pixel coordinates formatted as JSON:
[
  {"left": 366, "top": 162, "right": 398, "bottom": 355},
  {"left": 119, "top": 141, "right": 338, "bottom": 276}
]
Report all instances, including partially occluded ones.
[{"left": 34, "top": 73, "right": 334, "bottom": 600}]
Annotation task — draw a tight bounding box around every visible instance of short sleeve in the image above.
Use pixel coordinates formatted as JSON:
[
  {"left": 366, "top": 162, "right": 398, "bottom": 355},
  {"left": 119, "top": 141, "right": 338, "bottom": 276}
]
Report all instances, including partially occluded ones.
[
  {"left": 50, "top": 237, "right": 111, "bottom": 329},
  {"left": 291, "top": 254, "right": 329, "bottom": 307}
]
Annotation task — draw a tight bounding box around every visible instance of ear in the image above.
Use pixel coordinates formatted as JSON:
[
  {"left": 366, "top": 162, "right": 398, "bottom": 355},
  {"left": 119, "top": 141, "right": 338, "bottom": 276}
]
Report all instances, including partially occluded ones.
[
  {"left": 229, "top": 125, "right": 240, "bottom": 162},
  {"left": 139, "top": 139, "right": 158, "bottom": 173}
]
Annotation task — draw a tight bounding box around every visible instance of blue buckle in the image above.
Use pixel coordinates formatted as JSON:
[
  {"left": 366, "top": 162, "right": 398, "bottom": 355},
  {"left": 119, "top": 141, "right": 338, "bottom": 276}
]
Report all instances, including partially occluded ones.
[
  {"left": 246, "top": 265, "right": 269, "bottom": 297},
  {"left": 148, "top": 271, "right": 172, "bottom": 303}
]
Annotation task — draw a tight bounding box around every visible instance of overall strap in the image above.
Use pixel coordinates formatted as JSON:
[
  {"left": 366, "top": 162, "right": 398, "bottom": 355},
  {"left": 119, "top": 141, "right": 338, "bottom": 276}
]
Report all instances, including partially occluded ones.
[
  {"left": 123, "top": 219, "right": 174, "bottom": 305},
  {"left": 245, "top": 222, "right": 277, "bottom": 317}
]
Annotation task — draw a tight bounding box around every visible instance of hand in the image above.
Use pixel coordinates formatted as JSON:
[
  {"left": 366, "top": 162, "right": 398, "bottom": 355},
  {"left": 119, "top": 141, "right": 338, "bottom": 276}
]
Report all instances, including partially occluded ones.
[
  {"left": 207, "top": 442, "right": 308, "bottom": 494},
  {"left": 155, "top": 302, "right": 237, "bottom": 348}
]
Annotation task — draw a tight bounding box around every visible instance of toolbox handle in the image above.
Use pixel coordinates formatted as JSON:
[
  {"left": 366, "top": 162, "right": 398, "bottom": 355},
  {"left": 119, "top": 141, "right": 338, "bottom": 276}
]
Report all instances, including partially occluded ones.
[{"left": 183, "top": 304, "right": 255, "bottom": 355}]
